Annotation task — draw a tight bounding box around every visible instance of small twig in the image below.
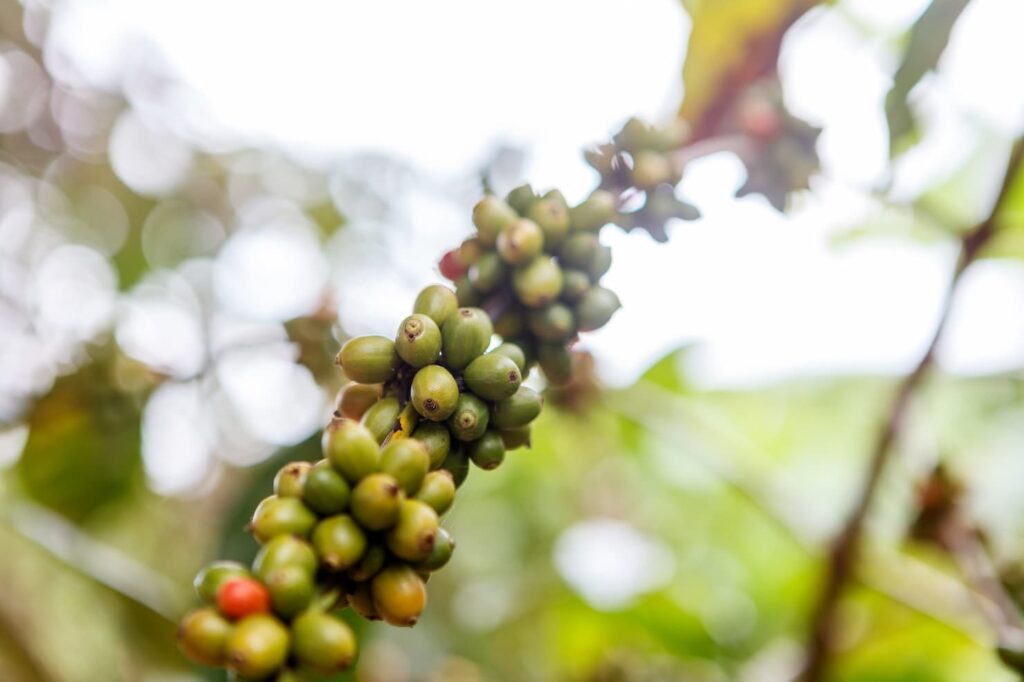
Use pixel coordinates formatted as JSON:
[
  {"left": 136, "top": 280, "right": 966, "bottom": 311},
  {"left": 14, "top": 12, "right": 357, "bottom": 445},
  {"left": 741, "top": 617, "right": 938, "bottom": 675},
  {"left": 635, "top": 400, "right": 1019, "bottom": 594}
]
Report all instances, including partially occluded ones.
[
  {"left": 939, "top": 520, "right": 1024, "bottom": 652},
  {"left": 800, "top": 138, "right": 1024, "bottom": 681}
]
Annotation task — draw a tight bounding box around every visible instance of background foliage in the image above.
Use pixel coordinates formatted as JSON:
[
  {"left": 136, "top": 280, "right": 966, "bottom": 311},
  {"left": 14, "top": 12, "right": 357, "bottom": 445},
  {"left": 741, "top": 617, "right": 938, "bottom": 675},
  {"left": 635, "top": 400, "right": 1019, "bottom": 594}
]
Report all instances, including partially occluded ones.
[{"left": 0, "top": 0, "right": 1022, "bottom": 680}]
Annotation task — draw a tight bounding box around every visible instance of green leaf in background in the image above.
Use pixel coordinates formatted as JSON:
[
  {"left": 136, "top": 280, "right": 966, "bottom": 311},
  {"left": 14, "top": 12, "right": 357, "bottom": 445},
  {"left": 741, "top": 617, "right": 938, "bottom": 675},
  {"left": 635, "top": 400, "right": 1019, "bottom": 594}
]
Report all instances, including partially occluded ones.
[
  {"left": 678, "top": 0, "right": 823, "bottom": 140},
  {"left": 16, "top": 359, "right": 143, "bottom": 521},
  {"left": 886, "top": 0, "right": 973, "bottom": 157}
]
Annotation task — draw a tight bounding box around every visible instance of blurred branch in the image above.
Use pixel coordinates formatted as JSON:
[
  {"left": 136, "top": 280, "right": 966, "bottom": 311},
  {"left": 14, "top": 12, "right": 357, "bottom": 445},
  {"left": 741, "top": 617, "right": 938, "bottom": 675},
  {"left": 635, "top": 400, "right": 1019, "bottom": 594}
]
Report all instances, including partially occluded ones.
[
  {"left": 800, "top": 138, "right": 1024, "bottom": 681},
  {"left": 1, "top": 502, "right": 186, "bottom": 623}
]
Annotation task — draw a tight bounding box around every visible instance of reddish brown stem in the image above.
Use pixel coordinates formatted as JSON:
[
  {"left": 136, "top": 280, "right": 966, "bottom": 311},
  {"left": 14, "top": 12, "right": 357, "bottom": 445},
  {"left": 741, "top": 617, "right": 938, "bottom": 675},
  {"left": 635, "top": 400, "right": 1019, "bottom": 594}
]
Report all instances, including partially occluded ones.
[{"left": 800, "top": 139, "right": 1024, "bottom": 681}]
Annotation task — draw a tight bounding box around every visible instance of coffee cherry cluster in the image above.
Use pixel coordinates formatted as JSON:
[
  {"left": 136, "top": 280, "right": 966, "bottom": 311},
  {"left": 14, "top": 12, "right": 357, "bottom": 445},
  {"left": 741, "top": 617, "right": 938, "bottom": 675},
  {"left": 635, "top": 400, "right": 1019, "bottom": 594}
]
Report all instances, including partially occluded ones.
[
  {"left": 439, "top": 184, "right": 622, "bottom": 384},
  {"left": 585, "top": 118, "right": 700, "bottom": 242}
]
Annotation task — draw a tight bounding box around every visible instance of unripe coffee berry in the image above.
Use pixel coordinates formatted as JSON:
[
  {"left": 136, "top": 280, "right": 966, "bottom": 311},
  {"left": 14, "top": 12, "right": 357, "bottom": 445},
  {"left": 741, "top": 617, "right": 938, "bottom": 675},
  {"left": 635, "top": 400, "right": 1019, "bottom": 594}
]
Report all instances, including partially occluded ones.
[
  {"left": 347, "top": 543, "right": 387, "bottom": 582},
  {"left": 395, "top": 314, "right": 442, "bottom": 367},
  {"left": 273, "top": 462, "right": 311, "bottom": 498},
  {"left": 312, "top": 515, "right": 367, "bottom": 571},
  {"left": 463, "top": 353, "right": 522, "bottom": 401},
  {"left": 570, "top": 190, "right": 616, "bottom": 232},
  {"left": 417, "top": 527, "right": 456, "bottom": 572},
  {"left": 415, "top": 470, "right": 456, "bottom": 515},
  {"left": 528, "top": 303, "right": 576, "bottom": 343},
  {"left": 350, "top": 472, "right": 403, "bottom": 531},
  {"left": 489, "top": 343, "right": 527, "bottom": 373},
  {"left": 250, "top": 496, "right": 317, "bottom": 543},
  {"left": 334, "top": 382, "right": 381, "bottom": 421},
  {"left": 291, "top": 610, "right": 357, "bottom": 674},
  {"left": 371, "top": 564, "right": 428, "bottom": 627},
  {"left": 413, "top": 284, "right": 459, "bottom": 326},
  {"left": 490, "top": 386, "right": 543, "bottom": 429},
  {"left": 472, "top": 195, "right": 517, "bottom": 245},
  {"left": 513, "top": 256, "right": 564, "bottom": 308},
  {"left": 253, "top": 535, "right": 317, "bottom": 581},
  {"left": 380, "top": 438, "right": 430, "bottom": 495},
  {"left": 439, "top": 444, "right": 471, "bottom": 488},
  {"left": 497, "top": 218, "right": 544, "bottom": 265},
  {"left": 576, "top": 286, "right": 621, "bottom": 331},
  {"left": 302, "top": 459, "right": 351, "bottom": 516},
  {"left": 538, "top": 343, "right": 573, "bottom": 385},
  {"left": 224, "top": 614, "right": 290, "bottom": 679},
  {"left": 337, "top": 335, "right": 399, "bottom": 384},
  {"left": 264, "top": 565, "right": 314, "bottom": 618},
  {"left": 468, "top": 251, "right": 506, "bottom": 292},
  {"left": 468, "top": 430, "right": 506, "bottom": 471},
  {"left": 447, "top": 392, "right": 490, "bottom": 442},
  {"left": 217, "top": 578, "right": 271, "bottom": 620},
  {"left": 410, "top": 365, "right": 459, "bottom": 421},
  {"left": 322, "top": 419, "right": 381, "bottom": 484},
  {"left": 386, "top": 499, "right": 439, "bottom": 562},
  {"left": 178, "top": 607, "right": 232, "bottom": 666},
  {"left": 527, "top": 195, "right": 570, "bottom": 247},
  {"left": 411, "top": 421, "right": 451, "bottom": 469},
  {"left": 441, "top": 307, "right": 493, "bottom": 370},
  {"left": 361, "top": 396, "right": 401, "bottom": 444}
]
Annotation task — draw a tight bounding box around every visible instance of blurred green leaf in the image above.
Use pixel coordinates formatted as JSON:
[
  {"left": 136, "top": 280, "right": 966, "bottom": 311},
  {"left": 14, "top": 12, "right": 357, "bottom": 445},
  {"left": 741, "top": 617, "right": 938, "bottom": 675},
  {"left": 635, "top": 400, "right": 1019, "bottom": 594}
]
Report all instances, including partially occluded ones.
[
  {"left": 678, "top": 0, "right": 822, "bottom": 139},
  {"left": 886, "top": 0, "right": 972, "bottom": 157},
  {"left": 16, "top": 360, "right": 143, "bottom": 521}
]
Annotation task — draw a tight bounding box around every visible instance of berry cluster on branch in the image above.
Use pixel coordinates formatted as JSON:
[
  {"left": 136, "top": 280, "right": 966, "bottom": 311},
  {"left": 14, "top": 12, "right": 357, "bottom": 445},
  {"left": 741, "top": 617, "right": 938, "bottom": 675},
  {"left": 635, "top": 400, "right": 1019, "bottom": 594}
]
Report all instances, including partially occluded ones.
[{"left": 176, "top": 118, "right": 693, "bottom": 681}]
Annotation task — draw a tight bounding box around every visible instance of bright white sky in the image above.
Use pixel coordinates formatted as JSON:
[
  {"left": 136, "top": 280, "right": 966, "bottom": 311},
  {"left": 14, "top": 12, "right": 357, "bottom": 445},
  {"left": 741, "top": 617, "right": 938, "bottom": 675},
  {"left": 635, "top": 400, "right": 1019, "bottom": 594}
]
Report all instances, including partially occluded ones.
[{"left": 43, "top": 0, "right": 1024, "bottom": 391}]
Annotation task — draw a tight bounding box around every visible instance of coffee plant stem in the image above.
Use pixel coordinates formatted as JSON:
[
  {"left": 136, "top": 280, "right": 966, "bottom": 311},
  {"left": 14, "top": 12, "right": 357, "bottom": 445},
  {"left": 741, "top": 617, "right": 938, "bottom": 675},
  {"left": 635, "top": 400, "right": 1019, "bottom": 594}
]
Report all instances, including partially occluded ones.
[{"left": 800, "top": 138, "right": 1024, "bottom": 682}]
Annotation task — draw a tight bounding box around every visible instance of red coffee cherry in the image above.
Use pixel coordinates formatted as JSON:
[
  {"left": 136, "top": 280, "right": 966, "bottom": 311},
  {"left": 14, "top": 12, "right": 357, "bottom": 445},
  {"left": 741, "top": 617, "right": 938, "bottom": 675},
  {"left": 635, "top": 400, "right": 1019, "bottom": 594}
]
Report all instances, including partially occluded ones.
[{"left": 217, "top": 577, "right": 271, "bottom": 620}]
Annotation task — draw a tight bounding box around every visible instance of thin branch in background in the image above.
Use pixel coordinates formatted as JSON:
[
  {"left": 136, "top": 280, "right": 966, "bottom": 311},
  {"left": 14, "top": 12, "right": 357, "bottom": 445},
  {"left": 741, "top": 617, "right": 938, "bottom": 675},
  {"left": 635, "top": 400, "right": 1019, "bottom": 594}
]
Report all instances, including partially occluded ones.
[{"left": 799, "top": 138, "right": 1024, "bottom": 682}]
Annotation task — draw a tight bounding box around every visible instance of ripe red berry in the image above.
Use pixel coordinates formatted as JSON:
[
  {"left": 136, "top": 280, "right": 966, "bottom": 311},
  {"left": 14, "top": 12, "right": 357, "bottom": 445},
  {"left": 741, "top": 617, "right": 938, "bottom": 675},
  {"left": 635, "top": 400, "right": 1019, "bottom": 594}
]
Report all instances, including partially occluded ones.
[
  {"left": 438, "top": 249, "right": 466, "bottom": 280},
  {"left": 217, "top": 577, "right": 271, "bottom": 619}
]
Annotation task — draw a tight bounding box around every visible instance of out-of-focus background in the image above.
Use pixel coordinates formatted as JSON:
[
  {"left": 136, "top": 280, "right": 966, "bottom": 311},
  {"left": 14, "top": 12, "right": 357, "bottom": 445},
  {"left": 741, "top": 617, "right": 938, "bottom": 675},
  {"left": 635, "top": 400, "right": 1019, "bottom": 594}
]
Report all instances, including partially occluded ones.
[{"left": 2, "top": 0, "right": 1024, "bottom": 680}]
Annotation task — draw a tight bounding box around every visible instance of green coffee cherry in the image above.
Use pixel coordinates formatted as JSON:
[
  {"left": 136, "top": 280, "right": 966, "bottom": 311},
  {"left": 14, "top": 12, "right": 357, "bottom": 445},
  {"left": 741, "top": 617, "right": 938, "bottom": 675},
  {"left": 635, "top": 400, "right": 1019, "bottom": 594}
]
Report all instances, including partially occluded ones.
[
  {"left": 386, "top": 499, "right": 439, "bottom": 562},
  {"left": 493, "top": 307, "right": 526, "bottom": 338},
  {"left": 468, "top": 431, "right": 506, "bottom": 470},
  {"left": 472, "top": 195, "right": 517, "bottom": 245},
  {"left": 334, "top": 383, "right": 381, "bottom": 421},
  {"left": 506, "top": 184, "right": 537, "bottom": 215},
  {"left": 528, "top": 303, "right": 576, "bottom": 342},
  {"left": 361, "top": 396, "right": 401, "bottom": 444},
  {"left": 588, "top": 244, "right": 612, "bottom": 280},
  {"left": 348, "top": 583, "right": 381, "bottom": 621},
  {"left": 439, "top": 444, "right": 471, "bottom": 488},
  {"left": 194, "top": 561, "right": 251, "bottom": 603},
  {"left": 350, "top": 473, "right": 402, "bottom": 531},
  {"left": 253, "top": 536, "right": 317, "bottom": 581},
  {"left": 491, "top": 386, "right": 543, "bottom": 429},
  {"left": 570, "top": 190, "right": 616, "bottom": 231},
  {"left": 251, "top": 496, "right": 317, "bottom": 543},
  {"left": 380, "top": 438, "right": 429, "bottom": 495},
  {"left": 513, "top": 256, "right": 563, "bottom": 308},
  {"left": 291, "top": 610, "right": 357, "bottom": 674},
  {"left": 631, "top": 150, "right": 674, "bottom": 188},
  {"left": 454, "top": 275, "right": 481, "bottom": 306},
  {"left": 413, "top": 284, "right": 458, "bottom": 326},
  {"left": 500, "top": 426, "right": 532, "bottom": 450},
  {"left": 441, "top": 307, "right": 493, "bottom": 370},
  {"left": 322, "top": 419, "right": 380, "bottom": 484},
  {"left": 264, "top": 565, "right": 314, "bottom": 618},
  {"left": 417, "top": 528, "right": 455, "bottom": 572},
  {"left": 538, "top": 343, "right": 573, "bottom": 384},
  {"left": 489, "top": 343, "right": 527, "bottom": 373},
  {"left": 302, "top": 460, "right": 351, "bottom": 516},
  {"left": 459, "top": 237, "right": 483, "bottom": 267},
  {"left": 463, "top": 353, "right": 522, "bottom": 401},
  {"left": 178, "top": 607, "right": 232, "bottom": 666},
  {"left": 528, "top": 195, "right": 570, "bottom": 247},
  {"left": 395, "top": 314, "right": 442, "bottom": 367},
  {"left": 273, "top": 462, "right": 311, "bottom": 498},
  {"left": 371, "top": 564, "right": 427, "bottom": 627},
  {"left": 497, "top": 218, "right": 544, "bottom": 265},
  {"left": 312, "top": 515, "right": 367, "bottom": 571},
  {"left": 415, "top": 470, "right": 456, "bottom": 515},
  {"left": 411, "top": 421, "right": 450, "bottom": 469},
  {"left": 337, "top": 335, "right": 399, "bottom": 384},
  {"left": 468, "top": 251, "right": 506, "bottom": 292},
  {"left": 347, "top": 543, "right": 387, "bottom": 582},
  {"left": 559, "top": 233, "right": 599, "bottom": 270},
  {"left": 410, "top": 365, "right": 459, "bottom": 421},
  {"left": 576, "top": 286, "right": 621, "bottom": 331},
  {"left": 561, "top": 269, "right": 591, "bottom": 303},
  {"left": 447, "top": 392, "right": 490, "bottom": 442},
  {"left": 224, "top": 614, "right": 290, "bottom": 679}
]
